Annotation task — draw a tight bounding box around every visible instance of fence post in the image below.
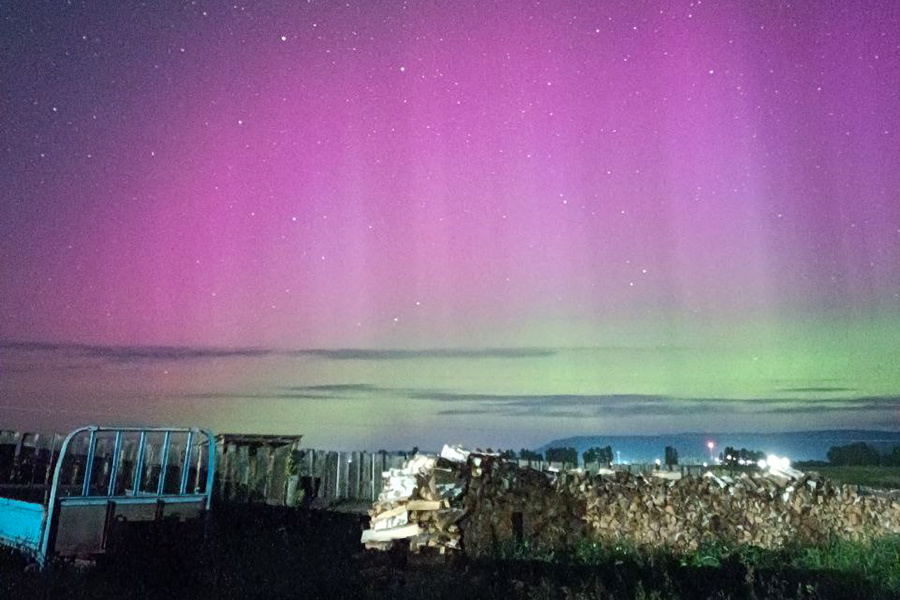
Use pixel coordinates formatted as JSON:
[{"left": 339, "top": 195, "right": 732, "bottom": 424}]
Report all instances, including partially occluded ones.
[{"left": 370, "top": 453, "right": 375, "bottom": 501}]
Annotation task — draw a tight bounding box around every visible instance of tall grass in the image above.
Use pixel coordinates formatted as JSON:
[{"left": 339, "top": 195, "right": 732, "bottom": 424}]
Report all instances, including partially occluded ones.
[
  {"left": 490, "top": 535, "right": 900, "bottom": 593},
  {"left": 789, "top": 535, "right": 900, "bottom": 590}
]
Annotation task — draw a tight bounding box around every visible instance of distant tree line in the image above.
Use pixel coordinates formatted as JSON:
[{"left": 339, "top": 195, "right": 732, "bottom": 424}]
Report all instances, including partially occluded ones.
[
  {"left": 719, "top": 446, "right": 765, "bottom": 467},
  {"left": 827, "top": 442, "right": 900, "bottom": 467},
  {"left": 497, "top": 446, "right": 683, "bottom": 467},
  {"left": 664, "top": 446, "right": 679, "bottom": 467},
  {"left": 582, "top": 446, "right": 614, "bottom": 466},
  {"left": 496, "top": 447, "right": 618, "bottom": 466}
]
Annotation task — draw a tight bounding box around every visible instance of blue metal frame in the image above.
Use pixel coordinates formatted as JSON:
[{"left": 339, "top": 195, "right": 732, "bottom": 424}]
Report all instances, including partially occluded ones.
[{"left": 27, "top": 425, "right": 216, "bottom": 567}]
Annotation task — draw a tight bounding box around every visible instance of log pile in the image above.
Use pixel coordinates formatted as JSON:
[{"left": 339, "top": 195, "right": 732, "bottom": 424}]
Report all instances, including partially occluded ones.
[
  {"left": 460, "top": 454, "right": 588, "bottom": 556},
  {"left": 361, "top": 446, "right": 469, "bottom": 554},
  {"left": 580, "top": 469, "right": 900, "bottom": 551},
  {"left": 464, "top": 465, "right": 900, "bottom": 555},
  {"left": 362, "top": 448, "right": 900, "bottom": 557}
]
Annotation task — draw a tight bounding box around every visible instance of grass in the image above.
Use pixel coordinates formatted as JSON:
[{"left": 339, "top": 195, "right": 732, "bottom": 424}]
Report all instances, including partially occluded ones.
[
  {"left": 488, "top": 535, "right": 900, "bottom": 599},
  {"left": 789, "top": 535, "right": 900, "bottom": 591}
]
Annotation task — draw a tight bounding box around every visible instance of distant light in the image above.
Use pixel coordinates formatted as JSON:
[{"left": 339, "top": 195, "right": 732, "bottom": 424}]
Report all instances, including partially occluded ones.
[
  {"left": 654, "top": 459, "right": 661, "bottom": 466},
  {"left": 757, "top": 459, "right": 767, "bottom": 469},
  {"left": 707, "top": 441, "right": 714, "bottom": 450},
  {"left": 703, "top": 462, "right": 708, "bottom": 468},
  {"left": 759, "top": 455, "right": 791, "bottom": 471}
]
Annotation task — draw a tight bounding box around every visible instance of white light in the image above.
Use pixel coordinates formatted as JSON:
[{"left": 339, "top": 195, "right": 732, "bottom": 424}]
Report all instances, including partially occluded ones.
[
  {"left": 757, "top": 459, "right": 767, "bottom": 469},
  {"left": 767, "top": 454, "right": 779, "bottom": 468},
  {"left": 654, "top": 459, "right": 661, "bottom": 466}
]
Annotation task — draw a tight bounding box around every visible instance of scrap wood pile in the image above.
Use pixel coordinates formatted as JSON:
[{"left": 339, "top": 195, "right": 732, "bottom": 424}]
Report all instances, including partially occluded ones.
[
  {"left": 361, "top": 446, "right": 469, "bottom": 554},
  {"left": 361, "top": 448, "right": 900, "bottom": 556}
]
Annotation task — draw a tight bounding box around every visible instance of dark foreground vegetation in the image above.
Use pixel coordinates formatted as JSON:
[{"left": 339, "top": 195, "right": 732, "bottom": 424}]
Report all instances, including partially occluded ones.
[{"left": 2, "top": 505, "right": 899, "bottom": 600}]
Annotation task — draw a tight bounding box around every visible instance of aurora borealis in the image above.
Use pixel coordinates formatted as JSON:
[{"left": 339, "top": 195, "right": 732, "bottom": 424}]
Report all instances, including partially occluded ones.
[{"left": 1, "top": 1, "right": 898, "bottom": 449}]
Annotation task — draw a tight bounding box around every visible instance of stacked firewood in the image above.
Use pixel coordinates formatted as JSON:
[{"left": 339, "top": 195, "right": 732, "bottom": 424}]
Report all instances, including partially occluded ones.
[
  {"left": 464, "top": 465, "right": 900, "bottom": 554},
  {"left": 460, "top": 454, "right": 589, "bottom": 556},
  {"left": 578, "top": 469, "right": 900, "bottom": 551},
  {"left": 361, "top": 446, "right": 469, "bottom": 554},
  {"left": 362, "top": 448, "right": 900, "bottom": 557}
]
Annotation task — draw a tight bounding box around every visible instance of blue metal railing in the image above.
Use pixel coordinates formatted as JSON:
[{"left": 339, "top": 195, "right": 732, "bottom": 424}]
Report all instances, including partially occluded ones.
[{"left": 36, "top": 425, "right": 216, "bottom": 566}]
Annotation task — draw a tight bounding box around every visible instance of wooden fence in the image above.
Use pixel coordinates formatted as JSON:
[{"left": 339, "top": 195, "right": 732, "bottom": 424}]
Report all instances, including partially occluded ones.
[{"left": 215, "top": 441, "right": 409, "bottom": 507}]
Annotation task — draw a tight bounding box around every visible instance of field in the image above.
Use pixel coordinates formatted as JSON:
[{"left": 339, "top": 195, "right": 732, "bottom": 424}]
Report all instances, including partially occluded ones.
[
  {"left": 2, "top": 505, "right": 900, "bottom": 600},
  {"left": 803, "top": 466, "right": 900, "bottom": 490},
  {"left": 711, "top": 465, "right": 900, "bottom": 490}
]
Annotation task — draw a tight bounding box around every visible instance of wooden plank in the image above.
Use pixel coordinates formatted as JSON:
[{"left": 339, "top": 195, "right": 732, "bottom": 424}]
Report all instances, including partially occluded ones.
[
  {"left": 360, "top": 523, "right": 420, "bottom": 543},
  {"left": 371, "top": 505, "right": 407, "bottom": 522},
  {"left": 406, "top": 499, "right": 441, "bottom": 511}
]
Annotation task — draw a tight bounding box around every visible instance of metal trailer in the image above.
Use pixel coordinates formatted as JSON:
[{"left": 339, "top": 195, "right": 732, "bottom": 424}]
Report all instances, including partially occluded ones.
[{"left": 0, "top": 425, "right": 215, "bottom": 567}]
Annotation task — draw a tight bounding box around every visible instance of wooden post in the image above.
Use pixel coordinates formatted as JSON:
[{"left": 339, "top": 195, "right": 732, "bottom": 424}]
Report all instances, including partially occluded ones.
[
  {"left": 264, "top": 445, "right": 276, "bottom": 504},
  {"left": 355, "top": 451, "right": 362, "bottom": 499},
  {"left": 237, "top": 445, "right": 250, "bottom": 502},
  {"left": 335, "top": 451, "right": 342, "bottom": 500},
  {"left": 321, "top": 451, "right": 329, "bottom": 501},
  {"left": 227, "top": 443, "right": 238, "bottom": 501},
  {"left": 370, "top": 453, "right": 376, "bottom": 500}
]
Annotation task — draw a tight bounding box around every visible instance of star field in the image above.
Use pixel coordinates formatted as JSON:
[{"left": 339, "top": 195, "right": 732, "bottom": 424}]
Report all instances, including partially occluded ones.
[{"left": 1, "top": 1, "right": 898, "bottom": 446}]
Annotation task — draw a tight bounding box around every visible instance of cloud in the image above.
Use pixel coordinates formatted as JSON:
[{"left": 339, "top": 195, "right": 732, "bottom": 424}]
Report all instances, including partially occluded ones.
[
  {"left": 779, "top": 387, "right": 856, "bottom": 393},
  {"left": 177, "top": 386, "right": 898, "bottom": 418},
  {"left": 1, "top": 341, "right": 272, "bottom": 363},
  {"left": 284, "top": 384, "right": 386, "bottom": 393},
  {"left": 1, "top": 341, "right": 554, "bottom": 366},
  {"left": 428, "top": 392, "right": 900, "bottom": 419},
  {"left": 179, "top": 392, "right": 335, "bottom": 400},
  {"left": 428, "top": 393, "right": 723, "bottom": 418},
  {"left": 763, "top": 397, "right": 899, "bottom": 414},
  {"left": 177, "top": 383, "right": 410, "bottom": 401},
  {"left": 287, "top": 348, "right": 556, "bottom": 360}
]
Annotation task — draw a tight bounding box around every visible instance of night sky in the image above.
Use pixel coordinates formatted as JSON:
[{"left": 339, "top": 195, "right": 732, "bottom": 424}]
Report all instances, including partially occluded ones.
[{"left": 1, "top": 1, "right": 899, "bottom": 450}]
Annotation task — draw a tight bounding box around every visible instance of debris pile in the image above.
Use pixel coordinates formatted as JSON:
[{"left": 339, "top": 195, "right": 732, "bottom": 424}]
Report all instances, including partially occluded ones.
[
  {"left": 362, "top": 448, "right": 900, "bottom": 557},
  {"left": 361, "top": 446, "right": 468, "bottom": 554}
]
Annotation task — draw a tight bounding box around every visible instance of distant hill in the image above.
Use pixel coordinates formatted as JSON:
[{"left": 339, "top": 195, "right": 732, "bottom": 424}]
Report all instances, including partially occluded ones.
[{"left": 537, "top": 430, "right": 900, "bottom": 464}]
